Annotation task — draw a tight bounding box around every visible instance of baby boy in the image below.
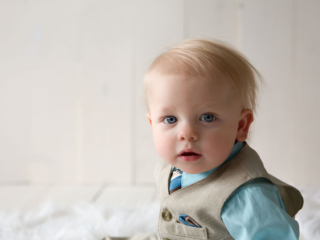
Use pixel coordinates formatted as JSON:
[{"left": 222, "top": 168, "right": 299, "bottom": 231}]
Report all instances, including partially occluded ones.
[{"left": 144, "top": 39, "right": 304, "bottom": 240}]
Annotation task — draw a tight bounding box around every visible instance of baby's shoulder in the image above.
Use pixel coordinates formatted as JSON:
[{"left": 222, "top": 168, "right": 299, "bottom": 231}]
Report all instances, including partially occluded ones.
[
  {"left": 226, "top": 177, "right": 282, "bottom": 206},
  {"left": 235, "top": 178, "right": 277, "bottom": 194}
]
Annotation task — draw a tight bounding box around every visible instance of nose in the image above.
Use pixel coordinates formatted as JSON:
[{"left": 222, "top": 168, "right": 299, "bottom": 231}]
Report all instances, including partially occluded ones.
[{"left": 178, "top": 122, "right": 199, "bottom": 141}]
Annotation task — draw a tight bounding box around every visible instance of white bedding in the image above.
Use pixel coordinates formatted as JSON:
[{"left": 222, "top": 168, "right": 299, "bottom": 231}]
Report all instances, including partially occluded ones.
[
  {"left": 296, "top": 185, "right": 320, "bottom": 239},
  {"left": 0, "top": 201, "right": 160, "bottom": 240},
  {"left": 0, "top": 186, "right": 318, "bottom": 240}
]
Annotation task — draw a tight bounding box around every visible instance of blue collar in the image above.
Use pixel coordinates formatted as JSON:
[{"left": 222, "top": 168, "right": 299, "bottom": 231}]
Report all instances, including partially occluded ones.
[{"left": 172, "top": 141, "right": 244, "bottom": 188}]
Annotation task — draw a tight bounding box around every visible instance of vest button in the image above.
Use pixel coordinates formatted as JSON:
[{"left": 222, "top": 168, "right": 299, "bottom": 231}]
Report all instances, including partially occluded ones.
[{"left": 162, "top": 210, "right": 172, "bottom": 221}]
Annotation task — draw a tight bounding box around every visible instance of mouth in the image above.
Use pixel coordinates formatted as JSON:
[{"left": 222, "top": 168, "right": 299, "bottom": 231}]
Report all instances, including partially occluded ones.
[{"left": 178, "top": 150, "right": 202, "bottom": 162}]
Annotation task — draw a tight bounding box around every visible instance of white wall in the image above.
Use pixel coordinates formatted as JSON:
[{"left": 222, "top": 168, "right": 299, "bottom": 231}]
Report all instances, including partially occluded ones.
[{"left": 0, "top": 0, "right": 319, "bottom": 186}]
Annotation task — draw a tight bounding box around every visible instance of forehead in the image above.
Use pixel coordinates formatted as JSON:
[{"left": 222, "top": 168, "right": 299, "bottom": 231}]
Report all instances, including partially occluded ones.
[{"left": 147, "top": 73, "right": 236, "bottom": 112}]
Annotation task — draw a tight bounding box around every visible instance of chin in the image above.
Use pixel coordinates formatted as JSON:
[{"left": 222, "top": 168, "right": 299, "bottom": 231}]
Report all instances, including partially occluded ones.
[{"left": 180, "top": 166, "right": 205, "bottom": 174}]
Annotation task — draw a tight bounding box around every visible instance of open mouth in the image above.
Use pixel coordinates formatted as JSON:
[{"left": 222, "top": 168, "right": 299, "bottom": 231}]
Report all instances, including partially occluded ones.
[{"left": 180, "top": 152, "right": 200, "bottom": 156}]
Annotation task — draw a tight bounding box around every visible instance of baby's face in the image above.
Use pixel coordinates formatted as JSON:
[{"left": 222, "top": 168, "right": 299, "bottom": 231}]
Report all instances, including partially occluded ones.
[{"left": 146, "top": 73, "right": 247, "bottom": 174}]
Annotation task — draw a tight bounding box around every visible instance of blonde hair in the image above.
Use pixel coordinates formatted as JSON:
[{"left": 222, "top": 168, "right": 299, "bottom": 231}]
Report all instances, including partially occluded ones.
[{"left": 144, "top": 38, "right": 263, "bottom": 114}]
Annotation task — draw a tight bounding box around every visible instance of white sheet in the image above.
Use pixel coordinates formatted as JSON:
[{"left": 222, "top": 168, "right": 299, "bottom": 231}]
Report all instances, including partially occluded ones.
[{"left": 0, "top": 186, "right": 318, "bottom": 240}]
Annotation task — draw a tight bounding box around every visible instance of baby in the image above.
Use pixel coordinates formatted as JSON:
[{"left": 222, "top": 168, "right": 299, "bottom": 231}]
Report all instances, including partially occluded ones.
[{"left": 144, "top": 39, "right": 304, "bottom": 240}]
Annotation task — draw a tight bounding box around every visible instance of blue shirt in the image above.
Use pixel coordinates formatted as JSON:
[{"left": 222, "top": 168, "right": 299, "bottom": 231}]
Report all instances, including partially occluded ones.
[{"left": 171, "top": 142, "right": 299, "bottom": 240}]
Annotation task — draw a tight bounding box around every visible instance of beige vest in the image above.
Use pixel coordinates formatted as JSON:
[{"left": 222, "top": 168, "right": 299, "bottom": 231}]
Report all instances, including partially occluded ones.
[{"left": 154, "top": 142, "right": 304, "bottom": 240}]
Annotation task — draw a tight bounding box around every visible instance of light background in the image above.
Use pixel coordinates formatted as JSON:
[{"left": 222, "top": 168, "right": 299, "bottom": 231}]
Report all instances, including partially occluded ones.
[{"left": 0, "top": 0, "right": 319, "bottom": 187}]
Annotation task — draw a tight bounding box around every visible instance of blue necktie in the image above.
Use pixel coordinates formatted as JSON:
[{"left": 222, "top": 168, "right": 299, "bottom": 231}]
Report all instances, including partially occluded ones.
[{"left": 169, "top": 169, "right": 182, "bottom": 194}]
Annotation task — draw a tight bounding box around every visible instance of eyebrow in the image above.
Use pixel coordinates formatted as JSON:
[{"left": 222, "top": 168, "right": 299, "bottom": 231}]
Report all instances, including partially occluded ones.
[{"left": 154, "top": 106, "right": 176, "bottom": 114}]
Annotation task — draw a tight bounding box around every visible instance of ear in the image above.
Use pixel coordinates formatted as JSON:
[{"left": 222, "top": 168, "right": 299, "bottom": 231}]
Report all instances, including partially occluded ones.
[
  {"left": 146, "top": 113, "right": 152, "bottom": 126},
  {"left": 236, "top": 109, "right": 254, "bottom": 142}
]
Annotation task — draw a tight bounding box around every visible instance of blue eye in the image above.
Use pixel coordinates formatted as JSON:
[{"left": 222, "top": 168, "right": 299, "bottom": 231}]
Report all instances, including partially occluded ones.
[
  {"left": 164, "top": 116, "right": 177, "bottom": 124},
  {"left": 201, "top": 114, "right": 215, "bottom": 122}
]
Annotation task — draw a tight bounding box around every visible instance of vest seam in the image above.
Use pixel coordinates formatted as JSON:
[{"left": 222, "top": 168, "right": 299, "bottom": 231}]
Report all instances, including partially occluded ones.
[
  {"left": 235, "top": 158, "right": 254, "bottom": 178},
  {"left": 220, "top": 231, "right": 230, "bottom": 240}
]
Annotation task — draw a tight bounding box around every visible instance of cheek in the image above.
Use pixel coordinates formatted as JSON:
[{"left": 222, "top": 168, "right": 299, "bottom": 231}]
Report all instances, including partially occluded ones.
[
  {"left": 204, "top": 132, "right": 229, "bottom": 149},
  {"left": 202, "top": 128, "right": 235, "bottom": 159},
  {"left": 216, "top": 120, "right": 239, "bottom": 141},
  {"left": 152, "top": 129, "right": 175, "bottom": 159}
]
